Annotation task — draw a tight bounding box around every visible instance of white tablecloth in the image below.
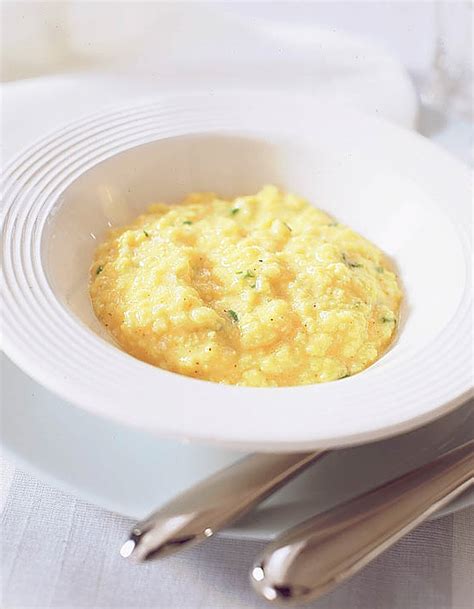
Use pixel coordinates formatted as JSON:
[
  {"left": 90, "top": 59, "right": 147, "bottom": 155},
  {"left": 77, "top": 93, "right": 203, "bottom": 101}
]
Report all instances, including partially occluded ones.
[
  {"left": 1, "top": 457, "right": 473, "bottom": 609},
  {"left": 1, "top": 107, "right": 473, "bottom": 609}
]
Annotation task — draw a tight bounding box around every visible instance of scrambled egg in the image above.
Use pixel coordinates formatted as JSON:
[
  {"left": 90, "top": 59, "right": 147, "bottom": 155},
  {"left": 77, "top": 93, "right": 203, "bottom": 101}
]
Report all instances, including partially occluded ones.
[{"left": 90, "top": 186, "right": 402, "bottom": 386}]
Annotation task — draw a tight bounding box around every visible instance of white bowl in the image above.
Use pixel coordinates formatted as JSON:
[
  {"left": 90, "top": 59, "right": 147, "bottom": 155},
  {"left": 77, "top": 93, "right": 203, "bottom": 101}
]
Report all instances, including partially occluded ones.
[{"left": 2, "top": 92, "right": 472, "bottom": 451}]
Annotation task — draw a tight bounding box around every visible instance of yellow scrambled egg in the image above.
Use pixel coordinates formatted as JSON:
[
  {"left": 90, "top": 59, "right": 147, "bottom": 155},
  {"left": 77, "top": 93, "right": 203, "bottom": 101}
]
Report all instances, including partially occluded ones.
[{"left": 90, "top": 186, "right": 402, "bottom": 386}]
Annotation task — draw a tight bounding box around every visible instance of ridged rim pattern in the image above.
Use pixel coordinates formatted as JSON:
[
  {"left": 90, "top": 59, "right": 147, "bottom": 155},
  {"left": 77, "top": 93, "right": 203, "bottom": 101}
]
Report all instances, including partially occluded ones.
[{"left": 1, "top": 93, "right": 472, "bottom": 450}]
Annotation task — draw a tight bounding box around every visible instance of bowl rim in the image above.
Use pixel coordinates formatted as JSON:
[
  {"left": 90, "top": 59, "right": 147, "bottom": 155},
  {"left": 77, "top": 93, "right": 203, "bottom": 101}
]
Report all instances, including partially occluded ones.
[{"left": 2, "top": 91, "right": 472, "bottom": 451}]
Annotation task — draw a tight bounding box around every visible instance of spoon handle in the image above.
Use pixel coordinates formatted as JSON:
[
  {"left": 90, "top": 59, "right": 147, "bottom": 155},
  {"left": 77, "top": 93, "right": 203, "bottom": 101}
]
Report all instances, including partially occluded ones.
[
  {"left": 122, "top": 449, "right": 326, "bottom": 561},
  {"left": 251, "top": 439, "right": 474, "bottom": 604}
]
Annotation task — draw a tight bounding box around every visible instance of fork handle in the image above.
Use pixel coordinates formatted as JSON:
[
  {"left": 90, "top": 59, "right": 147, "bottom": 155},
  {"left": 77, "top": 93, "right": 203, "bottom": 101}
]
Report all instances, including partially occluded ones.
[
  {"left": 251, "top": 439, "right": 474, "bottom": 604},
  {"left": 123, "top": 449, "right": 327, "bottom": 561}
]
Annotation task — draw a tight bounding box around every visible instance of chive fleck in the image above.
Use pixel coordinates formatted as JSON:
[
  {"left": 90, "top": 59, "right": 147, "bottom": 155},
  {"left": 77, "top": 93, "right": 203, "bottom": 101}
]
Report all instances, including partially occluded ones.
[
  {"left": 342, "top": 253, "right": 362, "bottom": 268},
  {"left": 183, "top": 220, "right": 193, "bottom": 225},
  {"left": 231, "top": 208, "right": 240, "bottom": 215},
  {"left": 244, "top": 270, "right": 255, "bottom": 279},
  {"left": 96, "top": 265, "right": 104, "bottom": 275},
  {"left": 227, "top": 309, "right": 239, "bottom": 323},
  {"left": 381, "top": 316, "right": 396, "bottom": 324},
  {"left": 236, "top": 271, "right": 243, "bottom": 275},
  {"left": 250, "top": 283, "right": 256, "bottom": 289},
  {"left": 283, "top": 221, "right": 292, "bottom": 231},
  {"left": 328, "top": 222, "right": 339, "bottom": 227},
  {"left": 339, "top": 373, "right": 351, "bottom": 379},
  {"left": 376, "top": 266, "right": 384, "bottom": 273},
  {"left": 143, "top": 230, "right": 150, "bottom": 237}
]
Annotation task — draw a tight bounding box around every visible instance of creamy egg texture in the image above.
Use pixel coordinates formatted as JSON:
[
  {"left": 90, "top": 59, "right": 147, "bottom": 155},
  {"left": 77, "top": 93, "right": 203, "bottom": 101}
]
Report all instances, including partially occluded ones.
[{"left": 90, "top": 186, "right": 402, "bottom": 386}]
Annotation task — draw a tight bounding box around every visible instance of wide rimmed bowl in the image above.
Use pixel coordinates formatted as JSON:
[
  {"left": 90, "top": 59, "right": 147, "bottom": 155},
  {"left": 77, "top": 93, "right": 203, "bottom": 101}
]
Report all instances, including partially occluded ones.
[{"left": 1, "top": 92, "right": 472, "bottom": 451}]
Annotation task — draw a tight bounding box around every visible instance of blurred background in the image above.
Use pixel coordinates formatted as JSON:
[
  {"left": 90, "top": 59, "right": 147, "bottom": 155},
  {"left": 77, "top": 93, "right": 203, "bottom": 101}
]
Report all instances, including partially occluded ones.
[{"left": 1, "top": 1, "right": 472, "bottom": 122}]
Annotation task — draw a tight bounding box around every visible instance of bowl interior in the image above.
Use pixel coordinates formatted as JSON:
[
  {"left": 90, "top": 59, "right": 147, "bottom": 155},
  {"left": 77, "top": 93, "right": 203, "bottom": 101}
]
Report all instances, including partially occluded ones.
[{"left": 45, "top": 132, "right": 465, "bottom": 368}]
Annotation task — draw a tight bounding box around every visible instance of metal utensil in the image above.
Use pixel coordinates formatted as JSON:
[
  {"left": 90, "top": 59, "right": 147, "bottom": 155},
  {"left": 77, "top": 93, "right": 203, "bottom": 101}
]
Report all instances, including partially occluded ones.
[
  {"left": 251, "top": 439, "right": 474, "bottom": 604},
  {"left": 121, "top": 450, "right": 327, "bottom": 561}
]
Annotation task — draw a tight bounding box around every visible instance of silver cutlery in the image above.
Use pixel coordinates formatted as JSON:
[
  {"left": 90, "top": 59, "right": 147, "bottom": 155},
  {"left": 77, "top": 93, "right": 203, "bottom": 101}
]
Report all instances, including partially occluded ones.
[
  {"left": 121, "top": 450, "right": 327, "bottom": 561},
  {"left": 251, "top": 439, "right": 474, "bottom": 604}
]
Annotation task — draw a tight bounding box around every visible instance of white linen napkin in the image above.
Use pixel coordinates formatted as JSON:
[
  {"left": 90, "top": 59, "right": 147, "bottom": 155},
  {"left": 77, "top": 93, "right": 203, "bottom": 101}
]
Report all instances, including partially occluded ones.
[{"left": 2, "top": 2, "right": 417, "bottom": 161}]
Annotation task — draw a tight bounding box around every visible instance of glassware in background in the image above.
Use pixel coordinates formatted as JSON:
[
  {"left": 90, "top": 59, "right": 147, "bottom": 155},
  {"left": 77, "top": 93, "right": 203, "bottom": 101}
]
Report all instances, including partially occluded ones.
[{"left": 420, "top": 1, "right": 473, "bottom": 121}]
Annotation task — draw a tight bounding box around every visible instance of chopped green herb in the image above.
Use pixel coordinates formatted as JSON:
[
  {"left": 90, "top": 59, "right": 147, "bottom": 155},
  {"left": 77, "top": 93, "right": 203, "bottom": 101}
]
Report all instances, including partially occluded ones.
[
  {"left": 381, "top": 316, "right": 396, "bottom": 324},
  {"left": 376, "top": 266, "right": 384, "bottom": 273},
  {"left": 250, "top": 283, "right": 256, "bottom": 289},
  {"left": 236, "top": 271, "right": 243, "bottom": 275},
  {"left": 95, "top": 265, "right": 104, "bottom": 275},
  {"left": 328, "top": 222, "right": 339, "bottom": 227},
  {"left": 244, "top": 270, "right": 255, "bottom": 279},
  {"left": 143, "top": 230, "right": 150, "bottom": 237},
  {"left": 283, "top": 222, "right": 292, "bottom": 231},
  {"left": 231, "top": 208, "right": 240, "bottom": 215},
  {"left": 183, "top": 220, "right": 193, "bottom": 225},
  {"left": 227, "top": 309, "right": 239, "bottom": 323},
  {"left": 339, "top": 373, "right": 351, "bottom": 379},
  {"left": 342, "top": 253, "right": 362, "bottom": 268}
]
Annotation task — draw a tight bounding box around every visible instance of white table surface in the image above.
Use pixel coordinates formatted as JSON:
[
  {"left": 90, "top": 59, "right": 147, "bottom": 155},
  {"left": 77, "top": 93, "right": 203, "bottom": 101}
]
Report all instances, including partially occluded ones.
[{"left": 0, "top": 462, "right": 472, "bottom": 609}]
